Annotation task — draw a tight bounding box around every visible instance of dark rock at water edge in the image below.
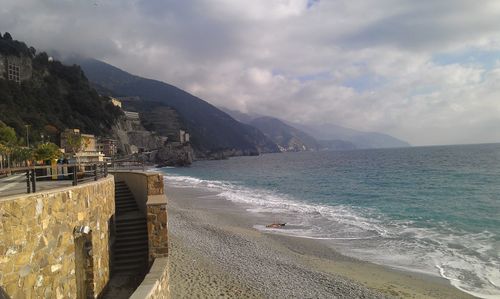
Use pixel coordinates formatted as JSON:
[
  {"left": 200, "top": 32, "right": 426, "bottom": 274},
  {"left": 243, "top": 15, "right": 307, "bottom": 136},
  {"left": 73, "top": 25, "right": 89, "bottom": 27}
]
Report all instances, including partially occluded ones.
[{"left": 155, "top": 143, "right": 193, "bottom": 167}]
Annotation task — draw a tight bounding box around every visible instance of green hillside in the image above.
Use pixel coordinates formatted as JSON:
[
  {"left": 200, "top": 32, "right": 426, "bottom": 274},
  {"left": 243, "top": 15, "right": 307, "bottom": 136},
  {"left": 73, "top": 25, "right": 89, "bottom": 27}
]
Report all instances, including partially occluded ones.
[{"left": 0, "top": 33, "right": 121, "bottom": 143}]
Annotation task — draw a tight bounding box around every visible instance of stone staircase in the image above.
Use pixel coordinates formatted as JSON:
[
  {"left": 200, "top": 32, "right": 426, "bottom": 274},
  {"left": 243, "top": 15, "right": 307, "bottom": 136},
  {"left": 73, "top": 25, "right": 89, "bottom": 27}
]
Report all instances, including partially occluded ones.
[{"left": 113, "top": 181, "right": 149, "bottom": 274}]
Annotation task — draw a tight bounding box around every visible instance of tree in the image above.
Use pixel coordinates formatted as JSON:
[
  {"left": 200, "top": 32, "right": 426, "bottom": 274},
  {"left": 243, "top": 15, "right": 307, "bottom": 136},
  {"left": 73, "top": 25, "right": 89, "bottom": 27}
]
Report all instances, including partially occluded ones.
[
  {"left": 3, "top": 32, "right": 12, "bottom": 41},
  {"left": 43, "top": 124, "right": 59, "bottom": 143},
  {"left": 64, "top": 132, "right": 91, "bottom": 166},
  {"left": 11, "top": 146, "right": 33, "bottom": 166},
  {"left": 34, "top": 142, "right": 61, "bottom": 161},
  {"left": 65, "top": 133, "right": 84, "bottom": 154},
  {"left": 0, "top": 124, "right": 17, "bottom": 169},
  {"left": 29, "top": 46, "right": 36, "bottom": 57},
  {"left": 0, "top": 143, "right": 7, "bottom": 169},
  {"left": 0, "top": 125, "right": 17, "bottom": 145}
]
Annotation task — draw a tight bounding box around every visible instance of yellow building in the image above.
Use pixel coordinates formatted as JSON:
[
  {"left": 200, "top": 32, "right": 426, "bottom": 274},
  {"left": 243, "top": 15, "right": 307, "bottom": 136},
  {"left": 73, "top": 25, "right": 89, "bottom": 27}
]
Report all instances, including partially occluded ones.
[{"left": 60, "top": 129, "right": 104, "bottom": 163}]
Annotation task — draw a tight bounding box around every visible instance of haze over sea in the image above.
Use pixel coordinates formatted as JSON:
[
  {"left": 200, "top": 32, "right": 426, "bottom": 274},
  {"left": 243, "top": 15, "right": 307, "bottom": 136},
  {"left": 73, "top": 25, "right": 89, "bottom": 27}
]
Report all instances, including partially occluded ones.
[{"left": 162, "top": 144, "right": 500, "bottom": 298}]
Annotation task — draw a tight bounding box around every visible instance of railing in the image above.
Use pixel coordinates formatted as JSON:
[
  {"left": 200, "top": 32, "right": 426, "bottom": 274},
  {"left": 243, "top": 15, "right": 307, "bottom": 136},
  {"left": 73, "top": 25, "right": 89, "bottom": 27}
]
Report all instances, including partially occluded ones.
[
  {"left": 110, "top": 160, "right": 150, "bottom": 172},
  {"left": 0, "top": 162, "right": 108, "bottom": 196}
]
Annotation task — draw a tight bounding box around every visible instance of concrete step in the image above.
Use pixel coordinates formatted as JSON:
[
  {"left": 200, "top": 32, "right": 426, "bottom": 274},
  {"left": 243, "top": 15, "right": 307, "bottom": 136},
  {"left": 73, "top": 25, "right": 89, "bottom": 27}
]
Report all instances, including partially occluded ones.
[
  {"left": 115, "top": 246, "right": 148, "bottom": 255},
  {"left": 116, "top": 229, "right": 147, "bottom": 237},
  {"left": 116, "top": 225, "right": 146, "bottom": 233},
  {"left": 116, "top": 206, "right": 139, "bottom": 211},
  {"left": 115, "top": 191, "right": 131, "bottom": 195},
  {"left": 115, "top": 230, "right": 148, "bottom": 242},
  {"left": 115, "top": 238, "right": 148, "bottom": 247},
  {"left": 115, "top": 195, "right": 135, "bottom": 200},
  {"left": 113, "top": 262, "right": 145, "bottom": 271},
  {"left": 115, "top": 204, "right": 137, "bottom": 209},
  {"left": 113, "top": 260, "right": 147, "bottom": 273},
  {"left": 115, "top": 234, "right": 148, "bottom": 243},
  {"left": 116, "top": 225, "right": 147, "bottom": 233},
  {"left": 116, "top": 210, "right": 140, "bottom": 215},
  {"left": 116, "top": 203, "right": 138, "bottom": 209},
  {"left": 115, "top": 218, "right": 146, "bottom": 224},
  {"left": 115, "top": 202, "right": 136, "bottom": 207},
  {"left": 114, "top": 252, "right": 148, "bottom": 266},
  {"left": 115, "top": 186, "right": 131, "bottom": 189},
  {"left": 115, "top": 222, "right": 145, "bottom": 229},
  {"left": 114, "top": 257, "right": 146, "bottom": 267},
  {"left": 115, "top": 193, "right": 134, "bottom": 199},
  {"left": 114, "top": 250, "right": 148, "bottom": 260},
  {"left": 115, "top": 200, "right": 136, "bottom": 205},
  {"left": 116, "top": 199, "right": 137, "bottom": 204},
  {"left": 116, "top": 219, "right": 146, "bottom": 226},
  {"left": 115, "top": 195, "right": 133, "bottom": 199},
  {"left": 115, "top": 245, "right": 148, "bottom": 255},
  {"left": 115, "top": 217, "right": 145, "bottom": 224},
  {"left": 115, "top": 199, "right": 136, "bottom": 204},
  {"left": 116, "top": 206, "right": 139, "bottom": 213},
  {"left": 115, "top": 189, "right": 132, "bottom": 194},
  {"left": 115, "top": 193, "right": 135, "bottom": 200}
]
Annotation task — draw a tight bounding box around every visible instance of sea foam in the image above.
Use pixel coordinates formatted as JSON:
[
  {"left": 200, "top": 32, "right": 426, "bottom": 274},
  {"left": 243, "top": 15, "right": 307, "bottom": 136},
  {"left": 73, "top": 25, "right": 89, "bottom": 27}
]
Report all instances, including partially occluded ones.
[{"left": 165, "top": 174, "right": 500, "bottom": 298}]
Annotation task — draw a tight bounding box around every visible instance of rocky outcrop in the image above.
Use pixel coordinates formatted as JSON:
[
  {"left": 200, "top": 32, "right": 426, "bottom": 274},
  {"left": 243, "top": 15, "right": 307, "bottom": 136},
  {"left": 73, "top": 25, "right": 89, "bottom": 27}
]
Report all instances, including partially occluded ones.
[
  {"left": 111, "top": 100, "right": 194, "bottom": 166},
  {"left": 112, "top": 115, "right": 164, "bottom": 155},
  {"left": 155, "top": 143, "right": 193, "bottom": 166}
]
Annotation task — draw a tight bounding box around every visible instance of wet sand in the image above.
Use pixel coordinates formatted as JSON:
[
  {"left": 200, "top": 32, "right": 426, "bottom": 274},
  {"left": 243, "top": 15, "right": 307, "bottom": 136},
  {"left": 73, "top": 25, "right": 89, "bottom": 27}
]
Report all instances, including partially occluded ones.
[{"left": 167, "top": 185, "right": 474, "bottom": 298}]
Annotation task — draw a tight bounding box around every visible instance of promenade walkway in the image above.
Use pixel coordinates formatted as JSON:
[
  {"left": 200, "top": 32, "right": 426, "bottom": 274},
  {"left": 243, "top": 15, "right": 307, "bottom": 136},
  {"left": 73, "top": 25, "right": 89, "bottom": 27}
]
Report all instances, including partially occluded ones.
[
  {"left": 0, "top": 162, "right": 108, "bottom": 198},
  {"left": 0, "top": 174, "right": 72, "bottom": 197}
]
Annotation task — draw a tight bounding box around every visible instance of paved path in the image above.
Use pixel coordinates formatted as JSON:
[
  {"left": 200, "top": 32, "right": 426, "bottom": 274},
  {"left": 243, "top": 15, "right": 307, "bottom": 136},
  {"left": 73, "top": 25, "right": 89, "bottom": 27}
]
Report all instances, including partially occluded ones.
[{"left": 0, "top": 174, "right": 73, "bottom": 198}]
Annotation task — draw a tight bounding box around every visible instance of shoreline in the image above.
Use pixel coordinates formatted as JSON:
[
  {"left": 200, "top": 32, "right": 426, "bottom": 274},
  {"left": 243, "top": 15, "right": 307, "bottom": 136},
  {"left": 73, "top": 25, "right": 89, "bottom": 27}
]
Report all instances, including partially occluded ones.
[{"left": 166, "top": 183, "right": 474, "bottom": 298}]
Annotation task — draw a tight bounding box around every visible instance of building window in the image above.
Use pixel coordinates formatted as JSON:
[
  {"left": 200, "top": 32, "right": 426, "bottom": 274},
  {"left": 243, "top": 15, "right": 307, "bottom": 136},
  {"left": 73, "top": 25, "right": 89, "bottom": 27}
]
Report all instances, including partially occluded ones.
[{"left": 7, "top": 63, "right": 20, "bottom": 83}]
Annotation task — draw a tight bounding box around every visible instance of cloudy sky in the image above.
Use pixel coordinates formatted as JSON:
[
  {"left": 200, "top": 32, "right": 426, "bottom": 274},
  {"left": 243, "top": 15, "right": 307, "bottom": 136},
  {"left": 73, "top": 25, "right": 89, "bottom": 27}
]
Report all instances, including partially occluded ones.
[{"left": 2, "top": 0, "right": 500, "bottom": 145}]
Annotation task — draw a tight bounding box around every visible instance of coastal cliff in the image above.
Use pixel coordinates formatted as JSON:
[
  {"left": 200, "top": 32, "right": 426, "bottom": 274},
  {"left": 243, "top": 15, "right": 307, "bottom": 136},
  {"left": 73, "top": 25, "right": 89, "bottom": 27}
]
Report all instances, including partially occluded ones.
[{"left": 111, "top": 103, "right": 193, "bottom": 166}]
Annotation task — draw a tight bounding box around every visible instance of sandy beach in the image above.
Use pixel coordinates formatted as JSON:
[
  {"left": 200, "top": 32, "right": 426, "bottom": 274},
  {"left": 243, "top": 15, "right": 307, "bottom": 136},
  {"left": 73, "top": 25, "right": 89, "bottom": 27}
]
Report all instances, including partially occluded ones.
[{"left": 167, "top": 184, "right": 475, "bottom": 298}]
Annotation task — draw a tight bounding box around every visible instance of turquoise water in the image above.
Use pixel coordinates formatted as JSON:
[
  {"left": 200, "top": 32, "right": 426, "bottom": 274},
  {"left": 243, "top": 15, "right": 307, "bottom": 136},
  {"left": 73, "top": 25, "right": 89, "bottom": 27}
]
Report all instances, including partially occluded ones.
[{"left": 161, "top": 144, "right": 500, "bottom": 298}]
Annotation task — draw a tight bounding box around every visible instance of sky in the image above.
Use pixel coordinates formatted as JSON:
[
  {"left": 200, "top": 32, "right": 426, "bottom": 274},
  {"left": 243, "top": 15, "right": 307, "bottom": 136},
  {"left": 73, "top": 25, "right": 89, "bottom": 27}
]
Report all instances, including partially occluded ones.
[{"left": 2, "top": 0, "right": 500, "bottom": 145}]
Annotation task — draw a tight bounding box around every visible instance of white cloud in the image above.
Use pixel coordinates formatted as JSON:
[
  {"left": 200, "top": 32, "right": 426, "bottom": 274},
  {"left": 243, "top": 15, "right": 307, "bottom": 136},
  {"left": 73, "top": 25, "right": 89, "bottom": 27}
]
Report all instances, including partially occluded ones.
[{"left": 1, "top": 0, "right": 500, "bottom": 145}]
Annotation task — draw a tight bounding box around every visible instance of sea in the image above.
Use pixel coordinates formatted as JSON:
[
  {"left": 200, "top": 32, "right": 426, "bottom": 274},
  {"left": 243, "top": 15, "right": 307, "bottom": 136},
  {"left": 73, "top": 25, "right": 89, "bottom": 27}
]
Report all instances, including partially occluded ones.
[{"left": 160, "top": 143, "right": 500, "bottom": 298}]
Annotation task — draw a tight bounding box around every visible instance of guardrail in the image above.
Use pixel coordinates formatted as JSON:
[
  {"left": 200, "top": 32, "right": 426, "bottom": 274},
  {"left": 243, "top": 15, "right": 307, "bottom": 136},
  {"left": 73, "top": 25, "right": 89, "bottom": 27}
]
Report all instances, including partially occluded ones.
[
  {"left": 0, "top": 162, "right": 108, "bottom": 195},
  {"left": 110, "top": 160, "right": 150, "bottom": 172}
]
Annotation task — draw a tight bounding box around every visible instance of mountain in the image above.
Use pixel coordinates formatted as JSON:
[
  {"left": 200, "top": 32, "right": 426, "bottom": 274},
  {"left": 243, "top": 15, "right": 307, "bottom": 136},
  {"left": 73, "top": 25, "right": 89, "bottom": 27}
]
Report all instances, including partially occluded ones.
[
  {"left": 249, "top": 117, "right": 318, "bottom": 152},
  {"left": 317, "top": 139, "right": 357, "bottom": 151},
  {"left": 0, "top": 34, "right": 121, "bottom": 143},
  {"left": 70, "top": 58, "right": 279, "bottom": 157},
  {"left": 291, "top": 122, "right": 410, "bottom": 149},
  {"left": 219, "top": 107, "right": 262, "bottom": 124},
  {"left": 222, "top": 108, "right": 357, "bottom": 151},
  {"left": 222, "top": 108, "right": 409, "bottom": 149}
]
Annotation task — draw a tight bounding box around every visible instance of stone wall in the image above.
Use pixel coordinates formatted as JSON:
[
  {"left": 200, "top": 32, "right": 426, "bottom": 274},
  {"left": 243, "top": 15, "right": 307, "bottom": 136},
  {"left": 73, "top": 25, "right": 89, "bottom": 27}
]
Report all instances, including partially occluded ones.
[
  {"left": 0, "top": 176, "right": 115, "bottom": 298},
  {"left": 147, "top": 173, "right": 164, "bottom": 196},
  {"left": 129, "top": 257, "right": 169, "bottom": 299},
  {"left": 147, "top": 198, "right": 168, "bottom": 262}
]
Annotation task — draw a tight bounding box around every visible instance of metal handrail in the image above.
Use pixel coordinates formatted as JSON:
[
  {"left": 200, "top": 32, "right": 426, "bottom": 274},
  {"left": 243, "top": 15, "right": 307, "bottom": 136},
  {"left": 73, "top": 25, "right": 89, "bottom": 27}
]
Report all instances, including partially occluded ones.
[
  {"left": 0, "top": 162, "right": 109, "bottom": 194},
  {"left": 111, "top": 160, "right": 150, "bottom": 172}
]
